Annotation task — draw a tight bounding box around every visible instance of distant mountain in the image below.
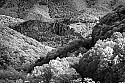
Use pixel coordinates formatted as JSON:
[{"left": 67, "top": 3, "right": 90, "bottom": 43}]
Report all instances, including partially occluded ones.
[{"left": 0, "top": 0, "right": 124, "bottom": 20}]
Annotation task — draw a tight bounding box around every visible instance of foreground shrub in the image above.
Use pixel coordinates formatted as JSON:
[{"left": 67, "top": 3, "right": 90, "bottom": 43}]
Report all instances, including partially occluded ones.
[
  {"left": 74, "top": 32, "right": 125, "bottom": 83},
  {"left": 27, "top": 57, "right": 80, "bottom": 83}
]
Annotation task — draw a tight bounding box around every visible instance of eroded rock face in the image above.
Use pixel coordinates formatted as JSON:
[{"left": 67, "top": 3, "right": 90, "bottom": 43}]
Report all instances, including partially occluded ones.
[{"left": 0, "top": 25, "right": 54, "bottom": 71}]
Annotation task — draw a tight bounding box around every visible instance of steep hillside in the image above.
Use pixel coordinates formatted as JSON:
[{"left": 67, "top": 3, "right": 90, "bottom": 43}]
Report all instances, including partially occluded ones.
[
  {"left": 25, "top": 4, "right": 54, "bottom": 22},
  {"left": 1, "top": 0, "right": 125, "bottom": 83},
  {"left": 0, "top": 24, "right": 54, "bottom": 70}
]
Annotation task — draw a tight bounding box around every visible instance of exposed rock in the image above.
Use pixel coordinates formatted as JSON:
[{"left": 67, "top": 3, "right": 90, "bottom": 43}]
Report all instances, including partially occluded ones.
[
  {"left": 9, "top": 20, "right": 52, "bottom": 42},
  {"left": 72, "top": 32, "right": 122, "bottom": 82}
]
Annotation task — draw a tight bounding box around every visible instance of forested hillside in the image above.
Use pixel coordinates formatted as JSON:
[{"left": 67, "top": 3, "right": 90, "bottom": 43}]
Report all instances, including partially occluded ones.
[{"left": 0, "top": 0, "right": 125, "bottom": 83}]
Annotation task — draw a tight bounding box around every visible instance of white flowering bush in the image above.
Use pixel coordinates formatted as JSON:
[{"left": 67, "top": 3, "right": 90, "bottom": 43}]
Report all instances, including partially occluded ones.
[
  {"left": 29, "top": 57, "right": 80, "bottom": 83},
  {"left": 88, "top": 32, "right": 125, "bottom": 69},
  {"left": 29, "top": 32, "right": 125, "bottom": 83},
  {"left": 49, "top": 57, "right": 70, "bottom": 75},
  {"left": 77, "top": 32, "right": 125, "bottom": 82}
]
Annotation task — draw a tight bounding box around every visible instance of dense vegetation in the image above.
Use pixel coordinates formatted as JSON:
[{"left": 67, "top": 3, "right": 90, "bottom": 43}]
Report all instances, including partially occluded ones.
[{"left": 1, "top": 0, "right": 125, "bottom": 83}]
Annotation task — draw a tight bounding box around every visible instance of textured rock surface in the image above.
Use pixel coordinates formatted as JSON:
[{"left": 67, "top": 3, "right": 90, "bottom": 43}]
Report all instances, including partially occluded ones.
[{"left": 68, "top": 13, "right": 99, "bottom": 38}]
